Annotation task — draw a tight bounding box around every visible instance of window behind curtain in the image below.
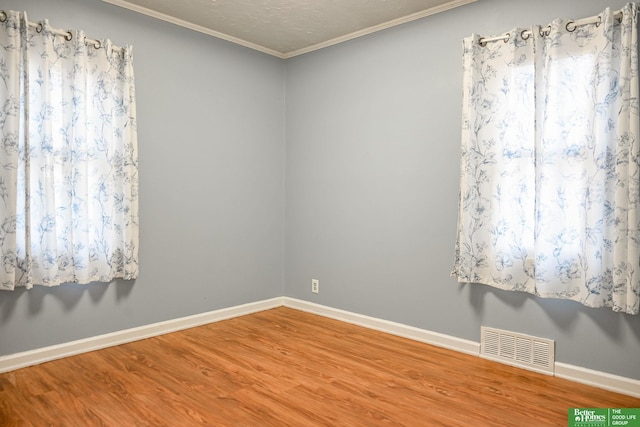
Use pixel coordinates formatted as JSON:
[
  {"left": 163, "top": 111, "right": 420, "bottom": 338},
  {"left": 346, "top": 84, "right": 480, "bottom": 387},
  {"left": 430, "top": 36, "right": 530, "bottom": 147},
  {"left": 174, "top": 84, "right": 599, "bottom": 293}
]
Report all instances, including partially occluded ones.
[
  {"left": 0, "top": 10, "right": 139, "bottom": 290},
  {"left": 451, "top": 4, "right": 640, "bottom": 314}
]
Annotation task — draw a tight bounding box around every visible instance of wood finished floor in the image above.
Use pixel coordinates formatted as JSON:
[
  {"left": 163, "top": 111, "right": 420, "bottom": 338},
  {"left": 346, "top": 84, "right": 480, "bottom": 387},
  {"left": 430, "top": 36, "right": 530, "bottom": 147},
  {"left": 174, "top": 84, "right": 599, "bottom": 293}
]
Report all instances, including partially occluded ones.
[{"left": 0, "top": 307, "right": 638, "bottom": 426}]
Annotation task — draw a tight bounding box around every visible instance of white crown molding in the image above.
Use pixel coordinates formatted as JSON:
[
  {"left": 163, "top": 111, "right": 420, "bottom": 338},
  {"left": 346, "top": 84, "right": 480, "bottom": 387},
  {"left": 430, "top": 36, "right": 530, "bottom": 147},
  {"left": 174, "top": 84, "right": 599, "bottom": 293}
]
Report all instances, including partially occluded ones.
[
  {"left": 282, "top": 0, "right": 477, "bottom": 59},
  {"left": 1, "top": 296, "right": 637, "bottom": 398},
  {"left": 101, "top": 0, "right": 287, "bottom": 58},
  {"left": 101, "top": 0, "right": 477, "bottom": 59}
]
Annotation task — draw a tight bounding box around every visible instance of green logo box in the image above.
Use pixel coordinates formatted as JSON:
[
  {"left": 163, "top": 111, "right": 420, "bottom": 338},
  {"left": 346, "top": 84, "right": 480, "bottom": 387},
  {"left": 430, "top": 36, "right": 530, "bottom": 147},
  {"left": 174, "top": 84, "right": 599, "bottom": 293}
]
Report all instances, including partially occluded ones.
[{"left": 569, "top": 408, "right": 640, "bottom": 427}]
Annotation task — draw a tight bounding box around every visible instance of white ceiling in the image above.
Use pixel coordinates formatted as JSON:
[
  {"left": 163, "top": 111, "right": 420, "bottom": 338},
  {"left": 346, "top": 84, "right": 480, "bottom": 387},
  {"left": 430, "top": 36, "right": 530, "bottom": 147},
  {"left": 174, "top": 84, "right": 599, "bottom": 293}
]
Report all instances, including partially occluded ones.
[{"left": 102, "top": 0, "right": 476, "bottom": 58}]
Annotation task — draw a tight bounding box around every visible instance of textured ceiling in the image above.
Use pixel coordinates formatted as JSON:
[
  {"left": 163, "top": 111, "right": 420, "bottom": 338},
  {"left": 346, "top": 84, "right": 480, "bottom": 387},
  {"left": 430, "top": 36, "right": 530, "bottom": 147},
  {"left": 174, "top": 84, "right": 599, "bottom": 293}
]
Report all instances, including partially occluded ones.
[{"left": 102, "top": 0, "right": 476, "bottom": 58}]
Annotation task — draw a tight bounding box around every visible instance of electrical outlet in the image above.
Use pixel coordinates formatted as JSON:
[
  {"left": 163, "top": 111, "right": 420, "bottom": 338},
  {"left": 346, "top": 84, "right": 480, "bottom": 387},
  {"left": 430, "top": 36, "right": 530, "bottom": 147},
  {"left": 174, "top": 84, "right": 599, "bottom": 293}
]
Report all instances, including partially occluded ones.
[{"left": 311, "top": 279, "right": 319, "bottom": 294}]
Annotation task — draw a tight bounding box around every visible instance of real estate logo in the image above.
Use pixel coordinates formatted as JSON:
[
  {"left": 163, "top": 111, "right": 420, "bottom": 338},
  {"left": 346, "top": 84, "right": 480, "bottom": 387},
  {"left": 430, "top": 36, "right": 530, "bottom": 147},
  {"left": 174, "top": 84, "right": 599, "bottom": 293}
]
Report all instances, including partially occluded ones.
[
  {"left": 571, "top": 409, "right": 608, "bottom": 426},
  {"left": 569, "top": 409, "right": 640, "bottom": 427}
]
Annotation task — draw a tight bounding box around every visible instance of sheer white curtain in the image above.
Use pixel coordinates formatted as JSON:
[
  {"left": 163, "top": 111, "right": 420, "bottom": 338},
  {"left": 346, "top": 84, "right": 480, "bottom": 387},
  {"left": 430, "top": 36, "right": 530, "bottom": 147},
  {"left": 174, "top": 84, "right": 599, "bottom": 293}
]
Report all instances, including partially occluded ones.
[
  {"left": 452, "top": 3, "right": 640, "bottom": 314},
  {"left": 0, "top": 11, "right": 139, "bottom": 290}
]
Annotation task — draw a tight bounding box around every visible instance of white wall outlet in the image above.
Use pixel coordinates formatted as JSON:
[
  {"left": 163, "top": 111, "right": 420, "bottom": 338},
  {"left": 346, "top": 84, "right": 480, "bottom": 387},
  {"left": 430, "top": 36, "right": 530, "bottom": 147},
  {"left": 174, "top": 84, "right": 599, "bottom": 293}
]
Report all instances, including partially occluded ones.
[{"left": 311, "top": 279, "right": 319, "bottom": 294}]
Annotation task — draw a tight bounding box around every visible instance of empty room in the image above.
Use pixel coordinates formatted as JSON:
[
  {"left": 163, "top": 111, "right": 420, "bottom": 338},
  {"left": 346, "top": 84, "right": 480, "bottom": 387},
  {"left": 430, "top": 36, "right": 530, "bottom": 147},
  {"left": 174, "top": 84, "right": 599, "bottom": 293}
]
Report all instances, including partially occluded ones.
[{"left": 0, "top": 0, "right": 639, "bottom": 425}]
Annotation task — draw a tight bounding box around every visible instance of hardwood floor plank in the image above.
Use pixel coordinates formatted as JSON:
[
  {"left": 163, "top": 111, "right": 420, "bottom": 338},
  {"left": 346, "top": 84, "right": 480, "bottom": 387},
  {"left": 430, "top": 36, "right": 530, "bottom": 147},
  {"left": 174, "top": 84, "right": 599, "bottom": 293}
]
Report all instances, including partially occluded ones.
[{"left": 1, "top": 307, "right": 638, "bottom": 426}]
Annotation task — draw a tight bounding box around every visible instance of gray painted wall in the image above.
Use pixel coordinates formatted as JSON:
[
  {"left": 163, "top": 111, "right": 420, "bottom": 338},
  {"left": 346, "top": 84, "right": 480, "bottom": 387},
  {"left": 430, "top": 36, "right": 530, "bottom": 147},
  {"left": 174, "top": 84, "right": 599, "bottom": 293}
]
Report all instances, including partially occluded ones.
[
  {"left": 0, "top": 0, "right": 285, "bottom": 355},
  {"left": 285, "top": 0, "right": 640, "bottom": 380},
  {"left": 1, "top": 0, "right": 638, "bottom": 382}
]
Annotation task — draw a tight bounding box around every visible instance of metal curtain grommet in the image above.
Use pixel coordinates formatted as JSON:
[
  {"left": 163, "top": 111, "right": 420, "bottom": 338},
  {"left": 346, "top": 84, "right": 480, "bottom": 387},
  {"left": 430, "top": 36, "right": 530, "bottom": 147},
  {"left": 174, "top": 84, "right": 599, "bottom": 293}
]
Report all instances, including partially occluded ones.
[
  {"left": 521, "top": 29, "right": 530, "bottom": 40},
  {"left": 565, "top": 20, "right": 576, "bottom": 32},
  {"left": 0, "top": 11, "right": 7, "bottom": 23},
  {"left": 503, "top": 33, "right": 511, "bottom": 43},
  {"left": 93, "top": 40, "right": 102, "bottom": 49},
  {"left": 65, "top": 31, "right": 72, "bottom": 41},
  {"left": 595, "top": 15, "right": 602, "bottom": 27},
  {"left": 36, "top": 22, "right": 43, "bottom": 33}
]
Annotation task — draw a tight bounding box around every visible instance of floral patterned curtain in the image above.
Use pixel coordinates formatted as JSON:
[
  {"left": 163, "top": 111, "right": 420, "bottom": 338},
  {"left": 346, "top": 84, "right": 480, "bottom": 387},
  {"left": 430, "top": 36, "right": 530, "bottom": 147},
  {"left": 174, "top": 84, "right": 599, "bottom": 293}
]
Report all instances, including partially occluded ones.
[
  {"left": 452, "top": 3, "right": 640, "bottom": 314},
  {"left": 0, "top": 11, "right": 139, "bottom": 290}
]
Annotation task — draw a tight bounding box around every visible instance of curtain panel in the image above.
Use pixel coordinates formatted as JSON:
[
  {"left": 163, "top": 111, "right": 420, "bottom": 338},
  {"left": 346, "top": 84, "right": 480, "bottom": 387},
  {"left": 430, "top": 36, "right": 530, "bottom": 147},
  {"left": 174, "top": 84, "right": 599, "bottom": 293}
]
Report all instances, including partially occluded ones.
[
  {"left": 452, "top": 3, "right": 640, "bottom": 314},
  {"left": 0, "top": 11, "right": 139, "bottom": 290}
]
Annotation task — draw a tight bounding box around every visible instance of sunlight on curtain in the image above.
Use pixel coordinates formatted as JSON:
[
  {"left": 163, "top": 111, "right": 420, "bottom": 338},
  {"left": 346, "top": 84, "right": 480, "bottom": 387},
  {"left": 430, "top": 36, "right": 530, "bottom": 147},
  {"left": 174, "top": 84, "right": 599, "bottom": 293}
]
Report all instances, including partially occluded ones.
[
  {"left": 451, "top": 3, "right": 640, "bottom": 314},
  {"left": 0, "top": 11, "right": 139, "bottom": 290}
]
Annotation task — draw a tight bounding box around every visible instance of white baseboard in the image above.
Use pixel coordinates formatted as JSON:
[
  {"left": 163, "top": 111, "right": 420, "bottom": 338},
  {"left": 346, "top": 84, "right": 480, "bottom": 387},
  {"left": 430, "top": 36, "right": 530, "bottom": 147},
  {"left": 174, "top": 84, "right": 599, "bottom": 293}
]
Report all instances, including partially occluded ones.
[
  {"left": 282, "top": 297, "right": 480, "bottom": 355},
  {"left": 555, "top": 362, "right": 640, "bottom": 399},
  {"left": 0, "top": 297, "right": 284, "bottom": 374},
  {"left": 1, "top": 296, "right": 638, "bottom": 398},
  {"left": 281, "top": 298, "right": 640, "bottom": 398}
]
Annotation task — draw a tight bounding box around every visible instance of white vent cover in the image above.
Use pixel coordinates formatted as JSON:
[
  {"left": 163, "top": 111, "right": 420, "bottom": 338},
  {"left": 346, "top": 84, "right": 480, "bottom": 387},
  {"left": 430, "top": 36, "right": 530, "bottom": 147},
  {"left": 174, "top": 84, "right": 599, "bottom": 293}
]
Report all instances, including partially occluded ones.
[{"left": 480, "top": 327, "right": 555, "bottom": 375}]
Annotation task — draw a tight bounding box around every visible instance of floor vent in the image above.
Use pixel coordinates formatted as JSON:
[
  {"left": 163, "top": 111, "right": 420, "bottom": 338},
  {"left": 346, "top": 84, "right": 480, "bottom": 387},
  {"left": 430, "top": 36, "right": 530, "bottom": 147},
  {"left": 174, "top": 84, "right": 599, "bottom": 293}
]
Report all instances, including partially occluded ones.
[{"left": 480, "top": 327, "right": 555, "bottom": 375}]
